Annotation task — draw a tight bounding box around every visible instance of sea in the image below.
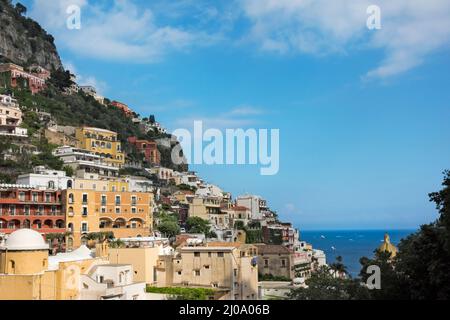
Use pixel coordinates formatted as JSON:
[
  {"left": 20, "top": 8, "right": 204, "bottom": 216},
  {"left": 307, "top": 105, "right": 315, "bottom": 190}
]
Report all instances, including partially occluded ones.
[{"left": 299, "top": 229, "right": 417, "bottom": 278}]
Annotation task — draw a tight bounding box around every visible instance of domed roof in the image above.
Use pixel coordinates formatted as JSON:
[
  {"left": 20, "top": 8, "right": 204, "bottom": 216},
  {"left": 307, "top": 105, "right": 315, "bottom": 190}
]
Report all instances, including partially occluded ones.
[
  {"left": 378, "top": 233, "right": 398, "bottom": 258},
  {"left": 2, "top": 229, "right": 49, "bottom": 251}
]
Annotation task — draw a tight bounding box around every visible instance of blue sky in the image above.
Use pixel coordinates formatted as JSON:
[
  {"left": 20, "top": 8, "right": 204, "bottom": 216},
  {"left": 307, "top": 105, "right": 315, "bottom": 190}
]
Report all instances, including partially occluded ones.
[{"left": 19, "top": 0, "right": 450, "bottom": 230}]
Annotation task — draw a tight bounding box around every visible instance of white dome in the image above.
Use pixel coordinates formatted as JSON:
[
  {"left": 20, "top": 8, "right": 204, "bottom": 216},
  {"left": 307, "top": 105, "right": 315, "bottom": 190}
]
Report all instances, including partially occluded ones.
[{"left": 3, "top": 229, "right": 49, "bottom": 251}]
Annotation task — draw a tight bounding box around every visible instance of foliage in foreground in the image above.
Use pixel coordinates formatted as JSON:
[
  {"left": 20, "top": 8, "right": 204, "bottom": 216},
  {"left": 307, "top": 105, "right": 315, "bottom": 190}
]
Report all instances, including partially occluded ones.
[
  {"left": 290, "top": 170, "right": 450, "bottom": 300},
  {"left": 146, "top": 286, "right": 215, "bottom": 300}
]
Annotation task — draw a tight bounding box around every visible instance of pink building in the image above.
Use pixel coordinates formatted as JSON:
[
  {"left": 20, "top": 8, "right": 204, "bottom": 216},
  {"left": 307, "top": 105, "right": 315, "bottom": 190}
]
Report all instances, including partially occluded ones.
[{"left": 0, "top": 63, "right": 47, "bottom": 94}]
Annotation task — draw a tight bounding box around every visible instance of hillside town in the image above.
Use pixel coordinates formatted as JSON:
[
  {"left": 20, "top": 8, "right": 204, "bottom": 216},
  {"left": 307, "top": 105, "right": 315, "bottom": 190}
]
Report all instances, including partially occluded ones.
[{"left": 0, "top": 60, "right": 329, "bottom": 300}]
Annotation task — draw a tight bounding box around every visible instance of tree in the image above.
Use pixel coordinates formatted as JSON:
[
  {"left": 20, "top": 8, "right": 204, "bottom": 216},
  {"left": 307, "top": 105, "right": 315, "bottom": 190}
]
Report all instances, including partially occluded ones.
[
  {"left": 359, "top": 250, "right": 409, "bottom": 300},
  {"left": 392, "top": 171, "right": 450, "bottom": 299},
  {"left": 49, "top": 69, "right": 74, "bottom": 90},
  {"left": 186, "top": 217, "right": 211, "bottom": 236},
  {"left": 63, "top": 165, "right": 74, "bottom": 177},
  {"left": 15, "top": 2, "right": 27, "bottom": 15},
  {"left": 330, "top": 256, "right": 347, "bottom": 278},
  {"left": 288, "top": 266, "right": 370, "bottom": 300},
  {"left": 157, "top": 220, "right": 180, "bottom": 238}
]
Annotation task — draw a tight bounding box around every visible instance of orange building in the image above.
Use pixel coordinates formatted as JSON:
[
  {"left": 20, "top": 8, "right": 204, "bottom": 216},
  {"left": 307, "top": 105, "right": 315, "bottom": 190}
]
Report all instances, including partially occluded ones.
[
  {"left": 128, "top": 137, "right": 161, "bottom": 165},
  {"left": 63, "top": 189, "right": 153, "bottom": 249},
  {"left": 0, "top": 185, "right": 65, "bottom": 236},
  {"left": 111, "top": 101, "right": 134, "bottom": 117}
]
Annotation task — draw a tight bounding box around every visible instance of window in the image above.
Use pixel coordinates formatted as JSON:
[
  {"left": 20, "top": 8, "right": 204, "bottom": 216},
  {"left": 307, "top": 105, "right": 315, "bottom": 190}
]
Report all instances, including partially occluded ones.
[
  {"left": 131, "top": 207, "right": 137, "bottom": 214},
  {"left": 38, "top": 206, "right": 44, "bottom": 215},
  {"left": 32, "top": 192, "right": 38, "bottom": 202},
  {"left": 9, "top": 205, "right": 16, "bottom": 215},
  {"left": 45, "top": 193, "right": 51, "bottom": 203},
  {"left": 82, "top": 207, "right": 88, "bottom": 217},
  {"left": 194, "top": 252, "right": 200, "bottom": 257},
  {"left": 115, "top": 207, "right": 120, "bottom": 214},
  {"left": 82, "top": 223, "right": 88, "bottom": 232},
  {"left": 18, "top": 192, "right": 25, "bottom": 201},
  {"left": 48, "top": 181, "right": 55, "bottom": 189},
  {"left": 195, "top": 270, "right": 201, "bottom": 276},
  {"left": 68, "top": 193, "right": 74, "bottom": 204},
  {"left": 101, "top": 207, "right": 106, "bottom": 214},
  {"left": 281, "top": 259, "right": 286, "bottom": 268},
  {"left": 82, "top": 194, "right": 88, "bottom": 204},
  {"left": 115, "top": 196, "right": 121, "bottom": 206},
  {"left": 131, "top": 196, "right": 137, "bottom": 206},
  {"left": 217, "top": 252, "right": 224, "bottom": 258},
  {"left": 24, "top": 205, "right": 30, "bottom": 215},
  {"left": 101, "top": 195, "right": 107, "bottom": 206}
]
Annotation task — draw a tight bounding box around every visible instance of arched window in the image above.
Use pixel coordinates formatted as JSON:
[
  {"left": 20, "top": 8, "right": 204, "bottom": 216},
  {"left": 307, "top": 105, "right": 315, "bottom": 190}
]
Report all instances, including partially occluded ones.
[
  {"left": 48, "top": 181, "right": 55, "bottom": 189},
  {"left": 68, "top": 193, "right": 74, "bottom": 204},
  {"left": 67, "top": 180, "right": 73, "bottom": 189},
  {"left": 68, "top": 223, "right": 74, "bottom": 232}
]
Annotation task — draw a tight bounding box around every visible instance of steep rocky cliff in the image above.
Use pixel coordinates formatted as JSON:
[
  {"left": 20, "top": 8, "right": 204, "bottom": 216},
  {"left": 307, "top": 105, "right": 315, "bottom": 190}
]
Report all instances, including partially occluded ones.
[{"left": 0, "top": 0, "right": 62, "bottom": 70}]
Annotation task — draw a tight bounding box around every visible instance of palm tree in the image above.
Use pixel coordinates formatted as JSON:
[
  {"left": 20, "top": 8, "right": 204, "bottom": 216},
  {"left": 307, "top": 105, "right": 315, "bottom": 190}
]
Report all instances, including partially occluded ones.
[{"left": 330, "top": 256, "right": 347, "bottom": 278}]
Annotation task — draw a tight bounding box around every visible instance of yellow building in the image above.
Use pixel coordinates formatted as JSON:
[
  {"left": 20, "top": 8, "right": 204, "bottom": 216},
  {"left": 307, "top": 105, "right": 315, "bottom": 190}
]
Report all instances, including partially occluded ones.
[
  {"left": 109, "top": 246, "right": 160, "bottom": 285},
  {"left": 75, "top": 127, "right": 125, "bottom": 168},
  {"left": 63, "top": 189, "right": 154, "bottom": 248},
  {"left": 188, "top": 196, "right": 221, "bottom": 221},
  {"left": 0, "top": 229, "right": 103, "bottom": 300}
]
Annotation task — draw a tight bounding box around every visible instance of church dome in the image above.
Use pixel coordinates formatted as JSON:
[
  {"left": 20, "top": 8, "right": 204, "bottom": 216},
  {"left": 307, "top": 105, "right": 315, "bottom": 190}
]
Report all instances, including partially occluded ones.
[
  {"left": 378, "top": 233, "right": 398, "bottom": 258},
  {"left": 2, "top": 229, "right": 49, "bottom": 251}
]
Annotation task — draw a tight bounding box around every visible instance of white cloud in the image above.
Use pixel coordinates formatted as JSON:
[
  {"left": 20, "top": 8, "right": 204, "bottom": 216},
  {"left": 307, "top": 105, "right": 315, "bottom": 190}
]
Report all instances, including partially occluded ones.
[
  {"left": 174, "top": 106, "right": 265, "bottom": 129},
  {"left": 240, "top": 0, "right": 450, "bottom": 78},
  {"left": 29, "top": 0, "right": 217, "bottom": 62}
]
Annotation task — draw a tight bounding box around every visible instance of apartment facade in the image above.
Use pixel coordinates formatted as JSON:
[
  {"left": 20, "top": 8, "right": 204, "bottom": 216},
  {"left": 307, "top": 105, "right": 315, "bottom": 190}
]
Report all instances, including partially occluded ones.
[
  {"left": 188, "top": 196, "right": 221, "bottom": 221},
  {"left": 0, "top": 63, "right": 46, "bottom": 94},
  {"left": 75, "top": 127, "right": 125, "bottom": 168},
  {"left": 53, "top": 146, "right": 120, "bottom": 178},
  {"left": 155, "top": 243, "right": 259, "bottom": 300},
  {"left": 63, "top": 189, "right": 153, "bottom": 249},
  {"left": 255, "top": 244, "right": 294, "bottom": 280},
  {"left": 0, "top": 185, "right": 65, "bottom": 236},
  {"left": 128, "top": 136, "right": 161, "bottom": 165},
  {"left": 0, "top": 94, "right": 27, "bottom": 138}
]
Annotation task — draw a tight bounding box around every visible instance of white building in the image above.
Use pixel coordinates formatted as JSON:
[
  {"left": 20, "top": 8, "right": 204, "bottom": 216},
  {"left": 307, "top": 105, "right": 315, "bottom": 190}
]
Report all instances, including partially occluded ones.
[
  {"left": 237, "top": 195, "right": 267, "bottom": 220},
  {"left": 0, "top": 94, "right": 28, "bottom": 138},
  {"left": 312, "top": 249, "right": 327, "bottom": 268},
  {"left": 195, "top": 184, "right": 224, "bottom": 198},
  {"left": 125, "top": 176, "right": 154, "bottom": 192},
  {"left": 80, "top": 264, "right": 146, "bottom": 300},
  {"left": 147, "top": 166, "right": 174, "bottom": 181},
  {"left": 179, "top": 171, "right": 201, "bottom": 188},
  {"left": 53, "top": 146, "right": 119, "bottom": 177},
  {"left": 16, "top": 166, "right": 73, "bottom": 190}
]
